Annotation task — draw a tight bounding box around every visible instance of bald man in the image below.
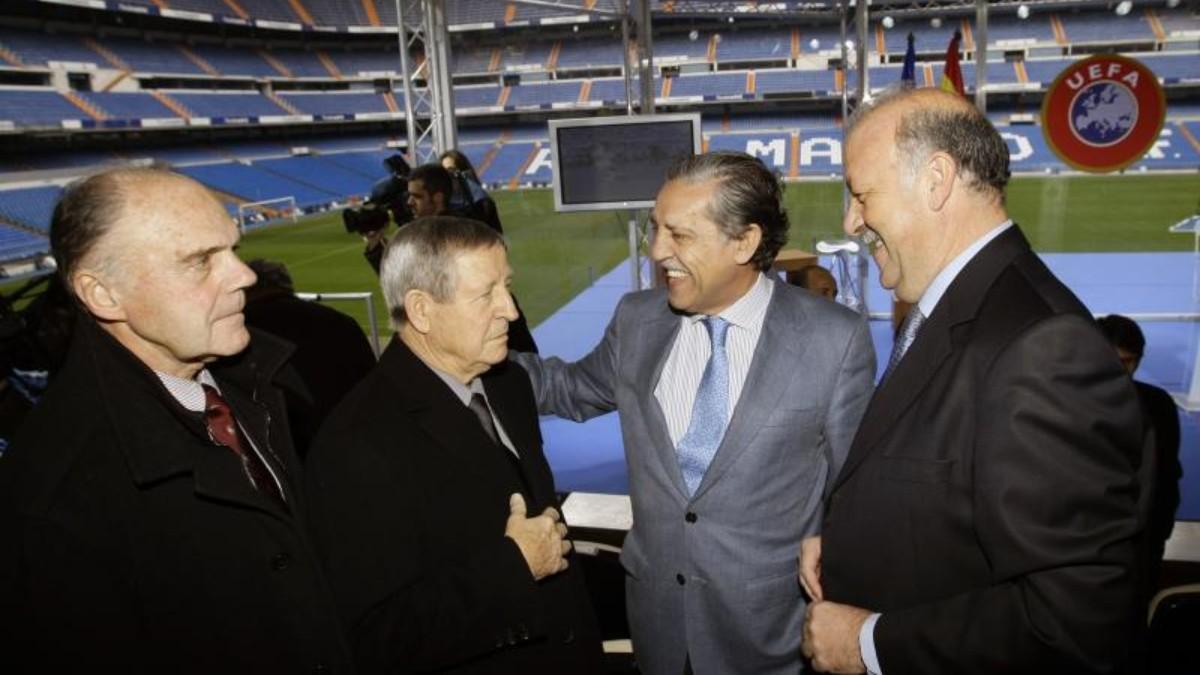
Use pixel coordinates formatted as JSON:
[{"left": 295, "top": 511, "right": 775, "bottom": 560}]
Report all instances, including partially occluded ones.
[
  {"left": 800, "top": 89, "right": 1143, "bottom": 674},
  {"left": 0, "top": 169, "right": 351, "bottom": 672},
  {"left": 792, "top": 264, "right": 838, "bottom": 301}
]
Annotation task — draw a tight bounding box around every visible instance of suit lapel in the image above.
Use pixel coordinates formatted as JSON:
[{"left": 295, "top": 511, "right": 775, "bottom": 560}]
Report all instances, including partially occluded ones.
[
  {"left": 692, "top": 282, "right": 808, "bottom": 501},
  {"left": 635, "top": 309, "right": 688, "bottom": 500},
  {"left": 484, "top": 364, "right": 553, "bottom": 505},
  {"left": 831, "top": 225, "right": 1033, "bottom": 491}
]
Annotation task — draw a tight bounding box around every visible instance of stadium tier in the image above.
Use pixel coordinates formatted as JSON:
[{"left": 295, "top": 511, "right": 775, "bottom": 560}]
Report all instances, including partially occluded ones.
[
  {"left": 80, "top": 92, "right": 178, "bottom": 121},
  {"left": 279, "top": 92, "right": 392, "bottom": 117},
  {"left": 0, "top": 90, "right": 88, "bottom": 126},
  {"left": 254, "top": 155, "right": 375, "bottom": 197},
  {"left": 506, "top": 81, "right": 583, "bottom": 108},
  {"left": 0, "top": 186, "right": 63, "bottom": 234},
  {"left": 169, "top": 92, "right": 290, "bottom": 118},
  {"left": 0, "top": 224, "right": 48, "bottom": 262},
  {"left": 178, "top": 161, "right": 340, "bottom": 208}
]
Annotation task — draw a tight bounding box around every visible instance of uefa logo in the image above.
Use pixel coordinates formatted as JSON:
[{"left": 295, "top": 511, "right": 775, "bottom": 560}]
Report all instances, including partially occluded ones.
[{"left": 1042, "top": 55, "right": 1165, "bottom": 173}]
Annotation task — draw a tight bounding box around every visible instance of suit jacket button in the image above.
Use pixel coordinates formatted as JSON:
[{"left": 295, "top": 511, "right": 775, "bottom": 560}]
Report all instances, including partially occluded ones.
[
  {"left": 271, "top": 552, "right": 291, "bottom": 571},
  {"left": 685, "top": 512, "right": 697, "bottom": 523},
  {"left": 676, "top": 573, "right": 686, "bottom": 585},
  {"left": 562, "top": 629, "right": 575, "bottom": 644}
]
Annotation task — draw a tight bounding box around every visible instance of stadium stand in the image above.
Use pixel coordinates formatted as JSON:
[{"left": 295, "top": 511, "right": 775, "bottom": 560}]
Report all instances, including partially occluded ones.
[
  {"left": 80, "top": 92, "right": 179, "bottom": 121},
  {"left": 0, "top": 26, "right": 102, "bottom": 67},
  {"left": 715, "top": 29, "right": 794, "bottom": 63},
  {"left": 879, "top": 19, "right": 962, "bottom": 54},
  {"left": 756, "top": 69, "right": 837, "bottom": 95},
  {"left": 178, "top": 162, "right": 338, "bottom": 208},
  {"left": 303, "top": 0, "right": 374, "bottom": 27},
  {"left": 272, "top": 49, "right": 336, "bottom": 78},
  {"left": 670, "top": 72, "right": 747, "bottom": 98},
  {"left": 0, "top": 90, "right": 89, "bottom": 127},
  {"left": 189, "top": 43, "right": 278, "bottom": 78},
  {"left": 985, "top": 14, "right": 1058, "bottom": 45},
  {"left": 279, "top": 92, "right": 392, "bottom": 117},
  {"left": 0, "top": 186, "right": 63, "bottom": 233},
  {"left": 1061, "top": 8, "right": 1156, "bottom": 43},
  {"left": 330, "top": 50, "right": 401, "bottom": 76},
  {"left": 102, "top": 35, "right": 206, "bottom": 75},
  {"left": 655, "top": 32, "right": 712, "bottom": 61},
  {"left": 0, "top": 224, "right": 48, "bottom": 263},
  {"left": 455, "top": 85, "right": 502, "bottom": 109},
  {"left": 445, "top": 1, "right": 508, "bottom": 26},
  {"left": 232, "top": 0, "right": 301, "bottom": 24},
  {"left": 506, "top": 81, "right": 583, "bottom": 108},
  {"left": 253, "top": 156, "right": 375, "bottom": 198},
  {"left": 556, "top": 39, "right": 626, "bottom": 70},
  {"left": 321, "top": 150, "right": 396, "bottom": 180},
  {"left": 169, "top": 92, "right": 290, "bottom": 118}
]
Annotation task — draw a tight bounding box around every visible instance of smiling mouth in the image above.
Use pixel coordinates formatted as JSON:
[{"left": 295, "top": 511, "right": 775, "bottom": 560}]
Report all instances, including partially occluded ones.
[{"left": 860, "top": 228, "right": 884, "bottom": 253}]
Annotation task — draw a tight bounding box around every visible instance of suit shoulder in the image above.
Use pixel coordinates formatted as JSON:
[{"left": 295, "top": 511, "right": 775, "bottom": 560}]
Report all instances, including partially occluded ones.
[{"left": 615, "top": 288, "right": 669, "bottom": 318}]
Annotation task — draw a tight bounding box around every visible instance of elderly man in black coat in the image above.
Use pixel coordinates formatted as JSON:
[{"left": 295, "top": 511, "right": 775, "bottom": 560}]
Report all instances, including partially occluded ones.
[
  {"left": 305, "top": 216, "right": 603, "bottom": 674},
  {"left": 0, "top": 168, "right": 352, "bottom": 673}
]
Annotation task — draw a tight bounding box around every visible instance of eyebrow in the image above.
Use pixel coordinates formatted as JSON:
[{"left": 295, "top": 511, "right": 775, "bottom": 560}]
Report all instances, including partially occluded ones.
[{"left": 179, "top": 244, "right": 225, "bottom": 264}]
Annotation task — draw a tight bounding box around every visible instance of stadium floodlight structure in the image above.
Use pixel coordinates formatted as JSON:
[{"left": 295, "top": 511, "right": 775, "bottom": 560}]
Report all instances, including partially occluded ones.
[
  {"left": 237, "top": 196, "right": 297, "bottom": 232},
  {"left": 394, "top": 0, "right": 457, "bottom": 166}
]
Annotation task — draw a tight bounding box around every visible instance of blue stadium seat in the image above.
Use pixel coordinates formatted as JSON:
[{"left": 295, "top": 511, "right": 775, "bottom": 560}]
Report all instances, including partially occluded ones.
[
  {"left": 81, "top": 92, "right": 178, "bottom": 121},
  {"left": 453, "top": 46, "right": 494, "bottom": 74},
  {"left": 254, "top": 156, "right": 375, "bottom": 198},
  {"left": 0, "top": 186, "right": 64, "bottom": 233},
  {"left": 1062, "top": 9, "right": 1154, "bottom": 43},
  {"left": 179, "top": 162, "right": 339, "bottom": 208},
  {"left": 556, "top": 39, "right": 624, "bottom": 70},
  {"left": 986, "top": 14, "right": 1057, "bottom": 44},
  {"left": 718, "top": 29, "right": 793, "bottom": 62},
  {"left": 304, "top": 0, "right": 374, "bottom": 26},
  {"left": 0, "top": 26, "right": 101, "bottom": 66},
  {"left": 656, "top": 33, "right": 711, "bottom": 61},
  {"left": 101, "top": 35, "right": 205, "bottom": 75},
  {"left": 506, "top": 82, "right": 582, "bottom": 107},
  {"left": 279, "top": 93, "right": 391, "bottom": 117},
  {"left": 271, "top": 49, "right": 334, "bottom": 78},
  {"left": 332, "top": 50, "right": 401, "bottom": 77},
  {"left": 670, "top": 73, "right": 746, "bottom": 98},
  {"left": 757, "top": 69, "right": 837, "bottom": 95},
  {"left": 879, "top": 19, "right": 961, "bottom": 55},
  {"left": 446, "top": 1, "right": 507, "bottom": 25},
  {"left": 233, "top": 0, "right": 301, "bottom": 23},
  {"left": 189, "top": 43, "right": 277, "bottom": 77},
  {"left": 320, "top": 150, "right": 396, "bottom": 179},
  {"left": 455, "top": 85, "right": 501, "bottom": 109},
  {"left": 0, "top": 224, "right": 49, "bottom": 262},
  {"left": 170, "top": 93, "right": 290, "bottom": 118},
  {"left": 480, "top": 143, "right": 537, "bottom": 186},
  {"left": 0, "top": 90, "right": 87, "bottom": 127},
  {"left": 498, "top": 43, "right": 554, "bottom": 71}
]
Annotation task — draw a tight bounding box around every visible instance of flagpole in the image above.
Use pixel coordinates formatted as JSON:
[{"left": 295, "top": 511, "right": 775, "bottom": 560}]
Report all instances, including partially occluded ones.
[{"left": 975, "top": 0, "right": 988, "bottom": 112}]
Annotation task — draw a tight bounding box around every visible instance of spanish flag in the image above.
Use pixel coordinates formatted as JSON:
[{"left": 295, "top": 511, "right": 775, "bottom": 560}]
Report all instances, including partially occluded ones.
[{"left": 940, "top": 31, "right": 965, "bottom": 96}]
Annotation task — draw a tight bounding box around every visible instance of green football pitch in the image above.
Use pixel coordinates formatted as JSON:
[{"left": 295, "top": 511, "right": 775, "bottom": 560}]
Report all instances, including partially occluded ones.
[
  {"left": 232, "top": 174, "right": 1198, "bottom": 336},
  {"left": 8, "top": 174, "right": 1196, "bottom": 336}
]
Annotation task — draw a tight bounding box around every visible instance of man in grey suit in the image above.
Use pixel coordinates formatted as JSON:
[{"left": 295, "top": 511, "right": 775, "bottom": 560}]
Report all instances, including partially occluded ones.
[{"left": 513, "top": 151, "right": 875, "bottom": 674}]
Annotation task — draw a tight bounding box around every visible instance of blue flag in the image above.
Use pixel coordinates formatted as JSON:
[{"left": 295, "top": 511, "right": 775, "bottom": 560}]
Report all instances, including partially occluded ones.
[{"left": 900, "top": 32, "right": 916, "bottom": 88}]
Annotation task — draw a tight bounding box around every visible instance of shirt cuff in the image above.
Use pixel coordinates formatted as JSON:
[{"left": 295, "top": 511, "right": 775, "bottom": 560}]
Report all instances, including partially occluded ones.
[{"left": 859, "top": 612, "right": 883, "bottom": 675}]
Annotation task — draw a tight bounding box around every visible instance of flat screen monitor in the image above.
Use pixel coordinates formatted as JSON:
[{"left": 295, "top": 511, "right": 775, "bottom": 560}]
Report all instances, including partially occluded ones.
[{"left": 549, "top": 114, "right": 702, "bottom": 212}]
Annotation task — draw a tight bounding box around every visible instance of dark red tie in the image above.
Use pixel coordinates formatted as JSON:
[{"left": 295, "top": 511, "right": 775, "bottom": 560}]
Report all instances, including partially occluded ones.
[{"left": 202, "top": 384, "right": 286, "bottom": 508}]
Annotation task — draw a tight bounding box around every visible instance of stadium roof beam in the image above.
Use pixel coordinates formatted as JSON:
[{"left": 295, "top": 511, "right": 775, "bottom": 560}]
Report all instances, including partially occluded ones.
[
  {"left": 395, "top": 0, "right": 456, "bottom": 167},
  {"left": 509, "top": 0, "right": 622, "bottom": 16}
]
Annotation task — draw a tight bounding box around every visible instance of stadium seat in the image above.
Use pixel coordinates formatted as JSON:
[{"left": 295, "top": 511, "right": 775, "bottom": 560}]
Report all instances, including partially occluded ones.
[{"left": 1147, "top": 584, "right": 1200, "bottom": 674}]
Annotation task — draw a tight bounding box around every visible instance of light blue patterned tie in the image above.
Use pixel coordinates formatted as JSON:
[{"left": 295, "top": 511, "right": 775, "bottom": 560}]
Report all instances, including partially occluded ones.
[
  {"left": 882, "top": 307, "right": 926, "bottom": 382},
  {"left": 676, "top": 317, "right": 731, "bottom": 496}
]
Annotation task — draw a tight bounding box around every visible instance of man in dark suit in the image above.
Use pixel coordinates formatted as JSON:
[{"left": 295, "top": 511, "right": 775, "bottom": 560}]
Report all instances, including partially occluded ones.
[
  {"left": 306, "top": 216, "right": 603, "bottom": 674},
  {"left": 800, "top": 88, "right": 1144, "bottom": 674},
  {"left": 1098, "top": 314, "right": 1183, "bottom": 600},
  {"left": 243, "top": 258, "right": 377, "bottom": 457},
  {"left": 0, "top": 168, "right": 352, "bottom": 672}
]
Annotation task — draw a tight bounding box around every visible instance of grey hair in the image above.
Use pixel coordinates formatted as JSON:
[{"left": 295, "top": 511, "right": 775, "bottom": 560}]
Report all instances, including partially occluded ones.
[
  {"left": 664, "top": 151, "right": 789, "bottom": 271},
  {"left": 847, "top": 87, "right": 1010, "bottom": 200},
  {"left": 380, "top": 216, "right": 506, "bottom": 329}
]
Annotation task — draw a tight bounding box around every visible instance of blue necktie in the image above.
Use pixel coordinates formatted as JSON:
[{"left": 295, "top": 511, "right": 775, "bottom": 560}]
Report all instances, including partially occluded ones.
[
  {"left": 677, "top": 317, "right": 731, "bottom": 496},
  {"left": 882, "top": 307, "right": 926, "bottom": 382}
]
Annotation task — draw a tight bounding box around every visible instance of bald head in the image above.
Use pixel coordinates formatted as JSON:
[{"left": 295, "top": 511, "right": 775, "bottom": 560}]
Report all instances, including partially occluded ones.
[
  {"left": 847, "top": 87, "right": 1010, "bottom": 203},
  {"left": 51, "top": 168, "right": 220, "bottom": 293}
]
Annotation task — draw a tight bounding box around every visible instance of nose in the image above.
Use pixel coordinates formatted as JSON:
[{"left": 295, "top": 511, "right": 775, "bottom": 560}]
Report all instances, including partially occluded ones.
[
  {"left": 842, "top": 201, "right": 863, "bottom": 237},
  {"left": 648, "top": 225, "right": 669, "bottom": 262},
  {"left": 232, "top": 255, "right": 256, "bottom": 291},
  {"left": 499, "top": 287, "right": 519, "bottom": 322}
]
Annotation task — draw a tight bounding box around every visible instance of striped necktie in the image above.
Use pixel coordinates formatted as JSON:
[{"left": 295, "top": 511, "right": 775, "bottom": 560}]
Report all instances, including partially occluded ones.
[{"left": 676, "top": 317, "right": 731, "bottom": 496}]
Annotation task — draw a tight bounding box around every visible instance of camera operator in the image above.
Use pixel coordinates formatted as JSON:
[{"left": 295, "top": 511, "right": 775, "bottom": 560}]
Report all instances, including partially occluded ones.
[
  {"left": 441, "top": 149, "right": 503, "bottom": 234},
  {"left": 356, "top": 162, "right": 539, "bottom": 354}
]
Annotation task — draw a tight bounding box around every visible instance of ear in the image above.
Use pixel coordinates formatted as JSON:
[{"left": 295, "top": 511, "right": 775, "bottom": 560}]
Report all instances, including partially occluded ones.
[
  {"left": 925, "top": 151, "right": 956, "bottom": 212},
  {"left": 733, "top": 223, "right": 763, "bottom": 266},
  {"left": 72, "top": 269, "right": 126, "bottom": 322},
  {"left": 403, "top": 289, "right": 434, "bottom": 334}
]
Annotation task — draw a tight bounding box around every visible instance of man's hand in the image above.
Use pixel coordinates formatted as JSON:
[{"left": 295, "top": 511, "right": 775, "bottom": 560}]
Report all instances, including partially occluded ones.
[
  {"left": 802, "top": 600, "right": 871, "bottom": 674},
  {"left": 799, "top": 535, "right": 823, "bottom": 601},
  {"left": 362, "top": 229, "right": 388, "bottom": 252},
  {"left": 504, "top": 493, "right": 571, "bottom": 580}
]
